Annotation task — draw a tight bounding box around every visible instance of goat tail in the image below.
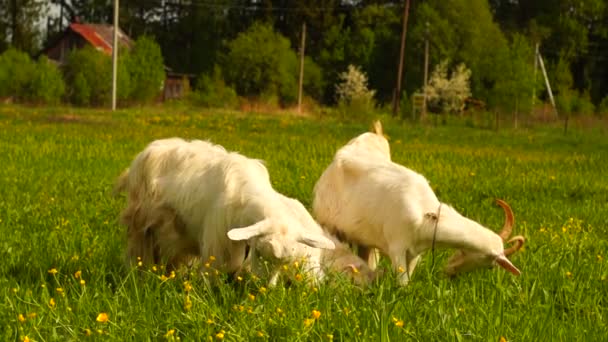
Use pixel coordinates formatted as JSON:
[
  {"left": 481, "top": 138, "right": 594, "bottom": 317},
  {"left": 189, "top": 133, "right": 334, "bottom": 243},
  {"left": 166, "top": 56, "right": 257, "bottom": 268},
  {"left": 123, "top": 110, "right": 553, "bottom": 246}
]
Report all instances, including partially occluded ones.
[
  {"left": 113, "top": 168, "right": 130, "bottom": 197},
  {"left": 371, "top": 120, "right": 383, "bottom": 136}
]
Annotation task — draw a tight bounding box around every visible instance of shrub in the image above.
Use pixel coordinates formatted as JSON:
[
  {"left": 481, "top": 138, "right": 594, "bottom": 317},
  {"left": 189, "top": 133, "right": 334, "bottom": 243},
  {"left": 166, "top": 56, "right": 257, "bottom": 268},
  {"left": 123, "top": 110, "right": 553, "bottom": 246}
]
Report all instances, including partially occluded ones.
[
  {"left": 64, "top": 46, "right": 131, "bottom": 106},
  {"left": 222, "top": 22, "right": 299, "bottom": 105},
  {"left": 425, "top": 60, "right": 471, "bottom": 115},
  {"left": 194, "top": 67, "right": 238, "bottom": 109},
  {"left": 28, "top": 56, "right": 66, "bottom": 104},
  {"left": 598, "top": 96, "right": 608, "bottom": 117},
  {"left": 0, "top": 48, "right": 35, "bottom": 101},
  {"left": 335, "top": 65, "right": 377, "bottom": 120},
  {"left": 127, "top": 36, "right": 165, "bottom": 103},
  {"left": 571, "top": 92, "right": 595, "bottom": 116}
]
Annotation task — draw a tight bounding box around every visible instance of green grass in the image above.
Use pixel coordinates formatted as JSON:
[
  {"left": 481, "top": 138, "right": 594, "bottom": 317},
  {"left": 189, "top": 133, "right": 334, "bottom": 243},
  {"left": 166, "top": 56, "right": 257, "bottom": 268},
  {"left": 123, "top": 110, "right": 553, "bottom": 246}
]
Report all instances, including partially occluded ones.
[{"left": 1, "top": 105, "right": 607, "bottom": 341}]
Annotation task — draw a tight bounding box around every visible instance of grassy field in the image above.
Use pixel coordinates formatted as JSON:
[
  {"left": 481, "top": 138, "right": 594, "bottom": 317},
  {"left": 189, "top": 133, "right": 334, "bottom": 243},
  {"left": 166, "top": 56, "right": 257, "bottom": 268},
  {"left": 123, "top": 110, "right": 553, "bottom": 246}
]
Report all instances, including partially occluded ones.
[{"left": 1, "top": 105, "right": 607, "bottom": 341}]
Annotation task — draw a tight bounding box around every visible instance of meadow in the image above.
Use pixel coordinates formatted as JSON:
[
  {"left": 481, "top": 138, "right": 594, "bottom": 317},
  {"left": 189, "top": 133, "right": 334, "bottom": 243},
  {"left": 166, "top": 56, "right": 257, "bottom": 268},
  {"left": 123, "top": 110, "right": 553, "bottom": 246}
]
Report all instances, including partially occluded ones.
[{"left": 1, "top": 105, "right": 607, "bottom": 341}]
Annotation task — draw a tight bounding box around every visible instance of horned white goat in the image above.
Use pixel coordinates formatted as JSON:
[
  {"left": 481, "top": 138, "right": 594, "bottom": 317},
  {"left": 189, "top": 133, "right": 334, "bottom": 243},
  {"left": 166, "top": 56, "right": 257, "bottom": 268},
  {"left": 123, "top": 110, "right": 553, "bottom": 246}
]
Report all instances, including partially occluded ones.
[
  {"left": 312, "top": 122, "right": 524, "bottom": 285},
  {"left": 115, "top": 138, "right": 337, "bottom": 285}
]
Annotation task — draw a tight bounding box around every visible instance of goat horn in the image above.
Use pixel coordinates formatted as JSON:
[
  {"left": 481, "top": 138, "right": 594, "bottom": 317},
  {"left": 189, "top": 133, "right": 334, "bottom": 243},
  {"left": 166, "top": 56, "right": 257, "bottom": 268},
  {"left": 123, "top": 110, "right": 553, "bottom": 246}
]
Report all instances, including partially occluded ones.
[
  {"left": 496, "top": 199, "right": 514, "bottom": 241},
  {"left": 504, "top": 235, "right": 525, "bottom": 256}
]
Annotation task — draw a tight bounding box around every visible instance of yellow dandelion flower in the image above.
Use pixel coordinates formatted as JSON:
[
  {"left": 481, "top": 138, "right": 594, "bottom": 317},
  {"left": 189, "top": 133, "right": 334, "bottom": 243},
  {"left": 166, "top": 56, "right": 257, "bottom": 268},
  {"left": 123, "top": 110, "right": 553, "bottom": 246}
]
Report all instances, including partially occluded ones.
[
  {"left": 236, "top": 276, "right": 243, "bottom": 282},
  {"left": 206, "top": 319, "right": 214, "bottom": 324},
  {"left": 392, "top": 316, "right": 399, "bottom": 323},
  {"left": 48, "top": 268, "right": 58, "bottom": 275},
  {"left": 84, "top": 328, "right": 92, "bottom": 336},
  {"left": 247, "top": 306, "right": 253, "bottom": 314},
  {"left": 56, "top": 288, "right": 64, "bottom": 295},
  {"left": 18, "top": 314, "right": 26, "bottom": 323},
  {"left": 295, "top": 273, "right": 303, "bottom": 281},
  {"left": 165, "top": 329, "right": 175, "bottom": 338},
  {"left": 499, "top": 337, "right": 507, "bottom": 342},
  {"left": 11, "top": 288, "right": 18, "bottom": 293},
  {"left": 343, "top": 307, "right": 351, "bottom": 315},
  {"left": 395, "top": 320, "right": 404, "bottom": 327},
  {"left": 184, "top": 295, "right": 193, "bottom": 311},
  {"left": 351, "top": 266, "right": 359, "bottom": 274},
  {"left": 160, "top": 275, "right": 168, "bottom": 281},
  {"left": 152, "top": 265, "right": 158, "bottom": 272},
  {"left": 170, "top": 271, "right": 176, "bottom": 279},
  {"left": 282, "top": 264, "right": 289, "bottom": 271},
  {"left": 398, "top": 266, "right": 405, "bottom": 273},
  {"left": 137, "top": 256, "right": 142, "bottom": 261},
  {"left": 276, "top": 307, "right": 283, "bottom": 314},
  {"left": 183, "top": 281, "right": 193, "bottom": 292},
  {"left": 293, "top": 261, "right": 299, "bottom": 268},
  {"left": 238, "top": 305, "right": 245, "bottom": 312},
  {"left": 205, "top": 262, "right": 211, "bottom": 268},
  {"left": 215, "top": 330, "right": 225, "bottom": 340},
  {"left": 209, "top": 256, "right": 216, "bottom": 262},
  {"left": 257, "top": 331, "right": 265, "bottom": 337},
  {"left": 562, "top": 227, "right": 567, "bottom": 233},
  {"left": 312, "top": 310, "right": 321, "bottom": 319},
  {"left": 566, "top": 271, "right": 573, "bottom": 278},
  {"left": 597, "top": 255, "right": 603, "bottom": 261},
  {"left": 96, "top": 312, "right": 109, "bottom": 323},
  {"left": 259, "top": 286, "right": 267, "bottom": 294},
  {"left": 312, "top": 287, "right": 318, "bottom": 293},
  {"left": 327, "top": 334, "right": 334, "bottom": 340},
  {"left": 137, "top": 261, "right": 143, "bottom": 267},
  {"left": 214, "top": 270, "right": 219, "bottom": 276},
  {"left": 248, "top": 293, "right": 256, "bottom": 301},
  {"left": 304, "top": 318, "right": 314, "bottom": 327},
  {"left": 23, "top": 336, "right": 30, "bottom": 342},
  {"left": 27, "top": 312, "right": 37, "bottom": 319},
  {"left": 80, "top": 279, "right": 86, "bottom": 286},
  {"left": 49, "top": 298, "right": 56, "bottom": 308},
  {"left": 74, "top": 270, "right": 82, "bottom": 279},
  {"left": 469, "top": 172, "right": 475, "bottom": 176}
]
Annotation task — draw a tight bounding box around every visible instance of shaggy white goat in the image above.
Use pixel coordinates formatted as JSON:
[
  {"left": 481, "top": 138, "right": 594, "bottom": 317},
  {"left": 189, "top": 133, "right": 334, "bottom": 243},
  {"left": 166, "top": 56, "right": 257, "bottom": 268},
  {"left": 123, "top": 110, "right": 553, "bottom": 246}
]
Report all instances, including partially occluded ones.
[
  {"left": 115, "top": 138, "right": 336, "bottom": 285},
  {"left": 312, "top": 122, "right": 523, "bottom": 285}
]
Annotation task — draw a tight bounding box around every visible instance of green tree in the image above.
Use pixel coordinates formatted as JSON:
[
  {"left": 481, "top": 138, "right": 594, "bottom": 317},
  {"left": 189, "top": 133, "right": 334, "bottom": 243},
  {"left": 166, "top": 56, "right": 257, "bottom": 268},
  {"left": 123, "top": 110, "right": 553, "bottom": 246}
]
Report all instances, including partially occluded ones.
[
  {"left": 222, "top": 22, "right": 300, "bottom": 104},
  {"left": 0, "top": 0, "right": 45, "bottom": 54},
  {"left": 493, "top": 34, "right": 538, "bottom": 126},
  {"left": 126, "top": 35, "right": 165, "bottom": 103},
  {"left": 28, "top": 56, "right": 66, "bottom": 104},
  {"left": 0, "top": 48, "right": 35, "bottom": 100}
]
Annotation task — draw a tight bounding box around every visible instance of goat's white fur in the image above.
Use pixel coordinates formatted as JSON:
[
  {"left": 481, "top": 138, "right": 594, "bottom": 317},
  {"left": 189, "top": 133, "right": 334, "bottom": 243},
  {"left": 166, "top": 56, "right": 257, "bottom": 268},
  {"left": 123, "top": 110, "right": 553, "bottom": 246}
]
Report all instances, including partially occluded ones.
[
  {"left": 312, "top": 122, "right": 520, "bottom": 285},
  {"left": 116, "top": 138, "right": 337, "bottom": 285}
]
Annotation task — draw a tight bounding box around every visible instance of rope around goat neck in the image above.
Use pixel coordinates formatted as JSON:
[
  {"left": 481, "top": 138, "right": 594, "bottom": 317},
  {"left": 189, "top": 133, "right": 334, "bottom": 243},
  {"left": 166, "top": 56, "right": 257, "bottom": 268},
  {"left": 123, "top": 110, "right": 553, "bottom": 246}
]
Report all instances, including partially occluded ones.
[{"left": 431, "top": 203, "right": 442, "bottom": 270}]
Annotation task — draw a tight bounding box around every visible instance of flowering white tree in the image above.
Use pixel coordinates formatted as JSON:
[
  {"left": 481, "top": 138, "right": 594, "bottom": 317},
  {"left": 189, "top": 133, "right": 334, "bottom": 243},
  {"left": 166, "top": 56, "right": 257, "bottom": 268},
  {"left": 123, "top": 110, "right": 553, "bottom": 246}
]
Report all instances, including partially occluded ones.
[
  {"left": 425, "top": 60, "right": 471, "bottom": 114},
  {"left": 335, "top": 64, "right": 376, "bottom": 106}
]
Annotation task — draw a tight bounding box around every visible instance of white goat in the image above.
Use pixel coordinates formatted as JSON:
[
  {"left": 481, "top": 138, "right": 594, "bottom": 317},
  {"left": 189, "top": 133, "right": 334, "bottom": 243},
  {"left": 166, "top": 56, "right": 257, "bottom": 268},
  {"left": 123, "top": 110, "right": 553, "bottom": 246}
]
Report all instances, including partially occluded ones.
[
  {"left": 312, "top": 122, "right": 523, "bottom": 285},
  {"left": 115, "top": 138, "right": 336, "bottom": 285}
]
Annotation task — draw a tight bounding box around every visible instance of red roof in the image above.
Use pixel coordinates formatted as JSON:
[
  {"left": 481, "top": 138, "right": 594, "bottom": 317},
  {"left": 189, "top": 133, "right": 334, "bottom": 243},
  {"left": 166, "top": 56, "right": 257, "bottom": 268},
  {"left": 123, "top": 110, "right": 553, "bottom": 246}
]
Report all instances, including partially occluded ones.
[{"left": 69, "top": 23, "right": 131, "bottom": 55}]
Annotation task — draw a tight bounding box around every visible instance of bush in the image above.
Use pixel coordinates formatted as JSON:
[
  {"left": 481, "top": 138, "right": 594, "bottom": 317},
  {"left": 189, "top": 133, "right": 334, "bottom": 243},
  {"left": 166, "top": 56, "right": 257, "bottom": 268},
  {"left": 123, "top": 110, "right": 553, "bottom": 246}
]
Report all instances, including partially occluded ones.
[
  {"left": 334, "top": 65, "right": 377, "bottom": 120},
  {"left": 222, "top": 22, "right": 299, "bottom": 105},
  {"left": 194, "top": 67, "right": 238, "bottom": 109},
  {"left": 425, "top": 60, "right": 471, "bottom": 115},
  {"left": 0, "top": 48, "right": 35, "bottom": 101},
  {"left": 571, "top": 92, "right": 595, "bottom": 116},
  {"left": 127, "top": 36, "right": 165, "bottom": 103},
  {"left": 598, "top": 96, "right": 608, "bottom": 117},
  {"left": 28, "top": 56, "right": 66, "bottom": 104},
  {"left": 64, "top": 46, "right": 131, "bottom": 106}
]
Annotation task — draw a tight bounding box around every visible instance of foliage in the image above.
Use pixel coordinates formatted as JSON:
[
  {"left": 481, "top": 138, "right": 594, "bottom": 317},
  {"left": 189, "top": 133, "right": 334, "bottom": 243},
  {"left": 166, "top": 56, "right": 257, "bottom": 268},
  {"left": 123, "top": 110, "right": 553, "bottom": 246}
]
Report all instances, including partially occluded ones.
[
  {"left": 126, "top": 35, "right": 165, "bottom": 103},
  {"left": 571, "top": 92, "right": 595, "bottom": 116},
  {"left": 0, "top": 106, "right": 607, "bottom": 341},
  {"left": 64, "top": 46, "right": 130, "bottom": 106},
  {"left": 0, "top": 0, "right": 46, "bottom": 54},
  {"left": 222, "top": 22, "right": 299, "bottom": 105},
  {"left": 193, "top": 67, "right": 238, "bottom": 109},
  {"left": 335, "top": 65, "right": 377, "bottom": 120},
  {"left": 28, "top": 56, "right": 66, "bottom": 105},
  {"left": 493, "top": 34, "right": 537, "bottom": 115},
  {"left": 0, "top": 48, "right": 35, "bottom": 100},
  {"left": 425, "top": 60, "right": 471, "bottom": 114},
  {"left": 598, "top": 96, "right": 608, "bottom": 117}
]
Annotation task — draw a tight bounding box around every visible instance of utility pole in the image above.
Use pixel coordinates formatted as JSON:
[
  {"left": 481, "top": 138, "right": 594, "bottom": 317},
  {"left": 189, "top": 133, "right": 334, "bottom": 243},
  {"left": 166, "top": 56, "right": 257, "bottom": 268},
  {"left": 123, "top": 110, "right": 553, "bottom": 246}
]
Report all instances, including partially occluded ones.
[
  {"left": 392, "top": 0, "right": 411, "bottom": 117},
  {"left": 111, "top": 0, "right": 119, "bottom": 111},
  {"left": 422, "top": 21, "right": 430, "bottom": 120},
  {"left": 298, "top": 22, "right": 306, "bottom": 115}
]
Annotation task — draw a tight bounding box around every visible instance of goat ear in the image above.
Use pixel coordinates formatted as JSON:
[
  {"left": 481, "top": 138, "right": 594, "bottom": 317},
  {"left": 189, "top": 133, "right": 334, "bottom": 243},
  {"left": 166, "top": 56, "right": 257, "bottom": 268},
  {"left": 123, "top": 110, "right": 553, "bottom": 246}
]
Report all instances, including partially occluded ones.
[
  {"left": 424, "top": 212, "right": 438, "bottom": 220},
  {"left": 297, "top": 233, "right": 336, "bottom": 250},
  {"left": 227, "top": 219, "right": 270, "bottom": 241},
  {"left": 495, "top": 255, "right": 521, "bottom": 276}
]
